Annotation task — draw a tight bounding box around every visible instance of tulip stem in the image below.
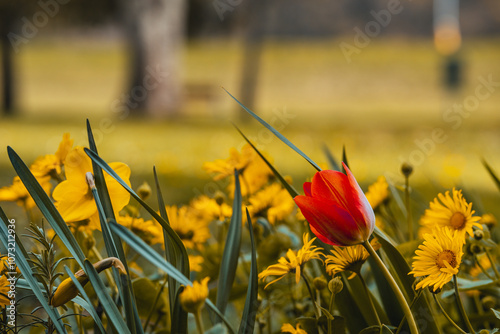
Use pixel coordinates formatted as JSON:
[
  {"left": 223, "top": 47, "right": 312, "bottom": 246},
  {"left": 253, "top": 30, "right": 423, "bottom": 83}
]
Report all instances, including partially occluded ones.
[{"left": 362, "top": 240, "right": 419, "bottom": 334}]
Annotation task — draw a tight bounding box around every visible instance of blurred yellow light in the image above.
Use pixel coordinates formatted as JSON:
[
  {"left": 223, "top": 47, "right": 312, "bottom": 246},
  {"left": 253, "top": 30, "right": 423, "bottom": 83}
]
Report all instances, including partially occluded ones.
[{"left": 434, "top": 23, "right": 462, "bottom": 56}]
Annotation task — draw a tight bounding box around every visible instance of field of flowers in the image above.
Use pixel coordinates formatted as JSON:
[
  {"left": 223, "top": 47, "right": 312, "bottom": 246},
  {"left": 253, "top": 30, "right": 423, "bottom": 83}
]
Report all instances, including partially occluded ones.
[{"left": 0, "top": 94, "right": 500, "bottom": 334}]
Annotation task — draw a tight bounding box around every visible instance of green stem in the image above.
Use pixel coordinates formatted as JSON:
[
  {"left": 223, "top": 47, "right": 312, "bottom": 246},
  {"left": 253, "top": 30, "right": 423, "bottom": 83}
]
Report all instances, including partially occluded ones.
[
  {"left": 328, "top": 292, "right": 335, "bottom": 334},
  {"left": 144, "top": 278, "right": 168, "bottom": 331},
  {"left": 301, "top": 272, "right": 320, "bottom": 319},
  {"left": 358, "top": 274, "right": 381, "bottom": 328},
  {"left": 194, "top": 309, "right": 205, "bottom": 334},
  {"left": 404, "top": 176, "right": 413, "bottom": 241},
  {"left": 433, "top": 293, "right": 467, "bottom": 334},
  {"left": 395, "top": 289, "right": 423, "bottom": 334},
  {"left": 453, "top": 275, "right": 475, "bottom": 334},
  {"left": 363, "top": 240, "right": 419, "bottom": 334},
  {"left": 485, "top": 249, "right": 500, "bottom": 280},
  {"left": 475, "top": 255, "right": 494, "bottom": 280}
]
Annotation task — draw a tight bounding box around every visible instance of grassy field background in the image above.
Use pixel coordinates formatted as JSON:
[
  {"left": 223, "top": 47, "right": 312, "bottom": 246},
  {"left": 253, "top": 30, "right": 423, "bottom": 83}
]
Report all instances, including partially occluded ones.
[{"left": 1, "top": 36, "right": 500, "bottom": 217}]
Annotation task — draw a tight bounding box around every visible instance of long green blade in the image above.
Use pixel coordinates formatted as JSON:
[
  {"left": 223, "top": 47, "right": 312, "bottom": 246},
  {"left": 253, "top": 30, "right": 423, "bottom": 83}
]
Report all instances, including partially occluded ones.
[
  {"left": 0, "top": 210, "right": 67, "bottom": 334},
  {"left": 63, "top": 265, "right": 106, "bottom": 333},
  {"left": 224, "top": 88, "right": 321, "bottom": 172},
  {"left": 216, "top": 169, "right": 242, "bottom": 317},
  {"left": 83, "top": 259, "right": 131, "bottom": 334},
  {"left": 7, "top": 147, "right": 86, "bottom": 269},
  {"left": 109, "top": 222, "right": 236, "bottom": 334},
  {"left": 238, "top": 209, "right": 258, "bottom": 334},
  {"left": 482, "top": 159, "right": 500, "bottom": 192}
]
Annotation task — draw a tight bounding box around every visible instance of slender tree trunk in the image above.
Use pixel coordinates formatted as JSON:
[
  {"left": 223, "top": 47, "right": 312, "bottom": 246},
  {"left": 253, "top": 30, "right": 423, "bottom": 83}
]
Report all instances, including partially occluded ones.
[
  {"left": 1, "top": 24, "right": 14, "bottom": 115},
  {"left": 121, "top": 0, "right": 186, "bottom": 118}
]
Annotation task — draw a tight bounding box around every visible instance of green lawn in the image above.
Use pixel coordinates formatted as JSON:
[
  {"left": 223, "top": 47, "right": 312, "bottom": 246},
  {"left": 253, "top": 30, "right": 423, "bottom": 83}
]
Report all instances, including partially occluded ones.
[{"left": 1, "top": 36, "right": 500, "bottom": 211}]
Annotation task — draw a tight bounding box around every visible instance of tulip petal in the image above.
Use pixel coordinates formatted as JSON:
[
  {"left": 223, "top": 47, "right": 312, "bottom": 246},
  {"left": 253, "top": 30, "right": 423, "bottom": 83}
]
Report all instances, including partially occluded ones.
[
  {"left": 294, "top": 195, "right": 365, "bottom": 246},
  {"left": 303, "top": 182, "right": 312, "bottom": 197}
]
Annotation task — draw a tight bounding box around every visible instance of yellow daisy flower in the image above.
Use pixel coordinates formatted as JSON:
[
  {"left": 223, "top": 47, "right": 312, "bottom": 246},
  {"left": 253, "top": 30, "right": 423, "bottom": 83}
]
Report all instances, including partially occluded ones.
[
  {"left": 53, "top": 146, "right": 131, "bottom": 225},
  {"left": 0, "top": 275, "right": 10, "bottom": 308},
  {"left": 0, "top": 176, "right": 52, "bottom": 209},
  {"left": 281, "top": 323, "right": 307, "bottom": 334},
  {"left": 189, "top": 195, "right": 232, "bottom": 223},
  {"left": 325, "top": 238, "right": 380, "bottom": 279},
  {"left": 410, "top": 227, "right": 464, "bottom": 292},
  {"left": 164, "top": 205, "right": 211, "bottom": 250},
  {"left": 179, "top": 277, "right": 210, "bottom": 314},
  {"left": 247, "top": 183, "right": 295, "bottom": 224},
  {"left": 420, "top": 188, "right": 481, "bottom": 242},
  {"left": 117, "top": 215, "right": 163, "bottom": 245},
  {"left": 258, "top": 233, "right": 323, "bottom": 289},
  {"left": 189, "top": 255, "right": 204, "bottom": 273},
  {"left": 365, "top": 176, "right": 389, "bottom": 210}
]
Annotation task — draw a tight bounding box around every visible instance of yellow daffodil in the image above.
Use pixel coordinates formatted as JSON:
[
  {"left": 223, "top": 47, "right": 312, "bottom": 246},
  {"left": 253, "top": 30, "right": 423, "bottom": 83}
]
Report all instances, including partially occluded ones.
[
  {"left": 165, "top": 205, "right": 211, "bottom": 249},
  {"left": 0, "top": 176, "right": 52, "bottom": 209},
  {"left": 365, "top": 176, "right": 389, "bottom": 210},
  {"left": 259, "top": 233, "right": 323, "bottom": 289},
  {"left": 410, "top": 227, "right": 464, "bottom": 292},
  {"left": 420, "top": 188, "right": 481, "bottom": 243},
  {"left": 281, "top": 323, "right": 307, "bottom": 334},
  {"left": 247, "top": 183, "right": 295, "bottom": 224},
  {"left": 53, "top": 146, "right": 131, "bottom": 225},
  {"left": 30, "top": 133, "right": 73, "bottom": 180},
  {"left": 325, "top": 238, "right": 380, "bottom": 279},
  {"left": 117, "top": 215, "right": 163, "bottom": 245},
  {"left": 52, "top": 257, "right": 126, "bottom": 307},
  {"left": 179, "top": 277, "right": 210, "bottom": 314}
]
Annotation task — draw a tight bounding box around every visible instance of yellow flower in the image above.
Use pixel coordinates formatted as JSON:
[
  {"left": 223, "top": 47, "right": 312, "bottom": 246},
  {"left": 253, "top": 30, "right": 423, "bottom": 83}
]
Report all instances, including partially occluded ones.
[
  {"left": 164, "top": 205, "right": 211, "bottom": 250},
  {"left": 30, "top": 133, "right": 73, "bottom": 180},
  {"left": 0, "top": 275, "right": 10, "bottom": 308},
  {"left": 189, "top": 195, "right": 232, "bottom": 223},
  {"left": 365, "top": 176, "right": 389, "bottom": 210},
  {"left": 0, "top": 176, "right": 52, "bottom": 209},
  {"left": 179, "top": 277, "right": 210, "bottom": 314},
  {"left": 479, "top": 213, "right": 497, "bottom": 228},
  {"left": 420, "top": 188, "right": 481, "bottom": 242},
  {"left": 117, "top": 215, "right": 163, "bottom": 245},
  {"left": 281, "top": 323, "right": 307, "bottom": 334},
  {"left": 189, "top": 255, "right": 204, "bottom": 272},
  {"left": 52, "top": 257, "right": 126, "bottom": 307},
  {"left": 203, "top": 144, "right": 272, "bottom": 196},
  {"left": 53, "top": 147, "right": 131, "bottom": 225},
  {"left": 325, "top": 238, "right": 380, "bottom": 279},
  {"left": 258, "top": 233, "right": 323, "bottom": 289},
  {"left": 247, "top": 183, "right": 295, "bottom": 224},
  {"left": 410, "top": 227, "right": 464, "bottom": 292}
]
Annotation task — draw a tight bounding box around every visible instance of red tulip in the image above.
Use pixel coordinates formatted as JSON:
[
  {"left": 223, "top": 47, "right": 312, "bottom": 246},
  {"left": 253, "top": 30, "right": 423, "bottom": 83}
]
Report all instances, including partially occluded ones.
[{"left": 294, "top": 163, "right": 375, "bottom": 246}]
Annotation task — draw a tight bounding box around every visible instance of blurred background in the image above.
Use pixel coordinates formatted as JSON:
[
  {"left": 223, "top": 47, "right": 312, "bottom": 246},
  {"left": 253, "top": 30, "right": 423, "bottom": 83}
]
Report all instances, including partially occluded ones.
[{"left": 1, "top": 0, "right": 500, "bottom": 215}]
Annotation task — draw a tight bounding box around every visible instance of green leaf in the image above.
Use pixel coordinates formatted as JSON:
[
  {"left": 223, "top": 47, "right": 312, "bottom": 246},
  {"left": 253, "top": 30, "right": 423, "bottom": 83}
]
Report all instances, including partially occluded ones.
[
  {"left": 63, "top": 265, "right": 106, "bottom": 333},
  {"left": 492, "top": 308, "right": 500, "bottom": 320},
  {"left": 482, "top": 158, "right": 500, "bottom": 191},
  {"left": 322, "top": 144, "right": 340, "bottom": 171},
  {"left": 216, "top": 169, "right": 242, "bottom": 317},
  {"left": 238, "top": 209, "right": 259, "bottom": 334},
  {"left": 0, "top": 209, "right": 67, "bottom": 334},
  {"left": 342, "top": 145, "right": 349, "bottom": 173},
  {"left": 172, "top": 286, "right": 188, "bottom": 334},
  {"left": 225, "top": 88, "right": 322, "bottom": 171},
  {"left": 335, "top": 274, "right": 368, "bottom": 333},
  {"left": 83, "top": 259, "right": 131, "bottom": 334},
  {"left": 153, "top": 166, "right": 185, "bottom": 328},
  {"left": 108, "top": 222, "right": 236, "bottom": 334},
  {"left": 234, "top": 125, "right": 299, "bottom": 198},
  {"left": 86, "top": 122, "right": 143, "bottom": 334},
  {"left": 84, "top": 148, "right": 190, "bottom": 277},
  {"left": 7, "top": 147, "right": 86, "bottom": 268}
]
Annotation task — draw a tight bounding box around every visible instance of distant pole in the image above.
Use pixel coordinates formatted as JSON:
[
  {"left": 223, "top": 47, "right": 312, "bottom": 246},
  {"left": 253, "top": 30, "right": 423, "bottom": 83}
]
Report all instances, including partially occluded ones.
[{"left": 433, "top": 0, "right": 462, "bottom": 91}]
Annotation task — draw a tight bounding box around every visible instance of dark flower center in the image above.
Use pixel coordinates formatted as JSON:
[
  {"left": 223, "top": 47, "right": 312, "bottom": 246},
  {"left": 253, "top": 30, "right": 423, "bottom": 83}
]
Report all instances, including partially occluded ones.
[
  {"left": 450, "top": 212, "right": 466, "bottom": 229},
  {"left": 436, "top": 250, "right": 457, "bottom": 269}
]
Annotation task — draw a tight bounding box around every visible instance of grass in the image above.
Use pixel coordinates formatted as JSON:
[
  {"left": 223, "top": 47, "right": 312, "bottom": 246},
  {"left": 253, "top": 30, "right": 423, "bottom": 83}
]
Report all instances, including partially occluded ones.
[{"left": 1, "top": 35, "right": 500, "bottom": 216}]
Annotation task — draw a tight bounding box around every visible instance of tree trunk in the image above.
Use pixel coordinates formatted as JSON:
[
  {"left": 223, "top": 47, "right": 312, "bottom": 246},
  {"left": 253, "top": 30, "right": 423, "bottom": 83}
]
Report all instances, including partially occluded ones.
[{"left": 121, "top": 0, "right": 186, "bottom": 118}]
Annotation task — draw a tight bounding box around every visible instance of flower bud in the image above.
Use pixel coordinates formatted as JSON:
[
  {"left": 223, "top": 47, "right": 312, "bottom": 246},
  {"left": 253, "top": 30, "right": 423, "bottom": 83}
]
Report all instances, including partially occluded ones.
[
  {"left": 474, "top": 230, "right": 484, "bottom": 240},
  {"left": 401, "top": 163, "right": 413, "bottom": 177},
  {"left": 179, "top": 277, "right": 210, "bottom": 314},
  {"left": 481, "top": 295, "right": 496, "bottom": 309},
  {"left": 137, "top": 182, "right": 152, "bottom": 201},
  {"left": 214, "top": 191, "right": 226, "bottom": 206},
  {"left": 328, "top": 277, "right": 343, "bottom": 295},
  {"left": 313, "top": 277, "right": 327, "bottom": 290}
]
